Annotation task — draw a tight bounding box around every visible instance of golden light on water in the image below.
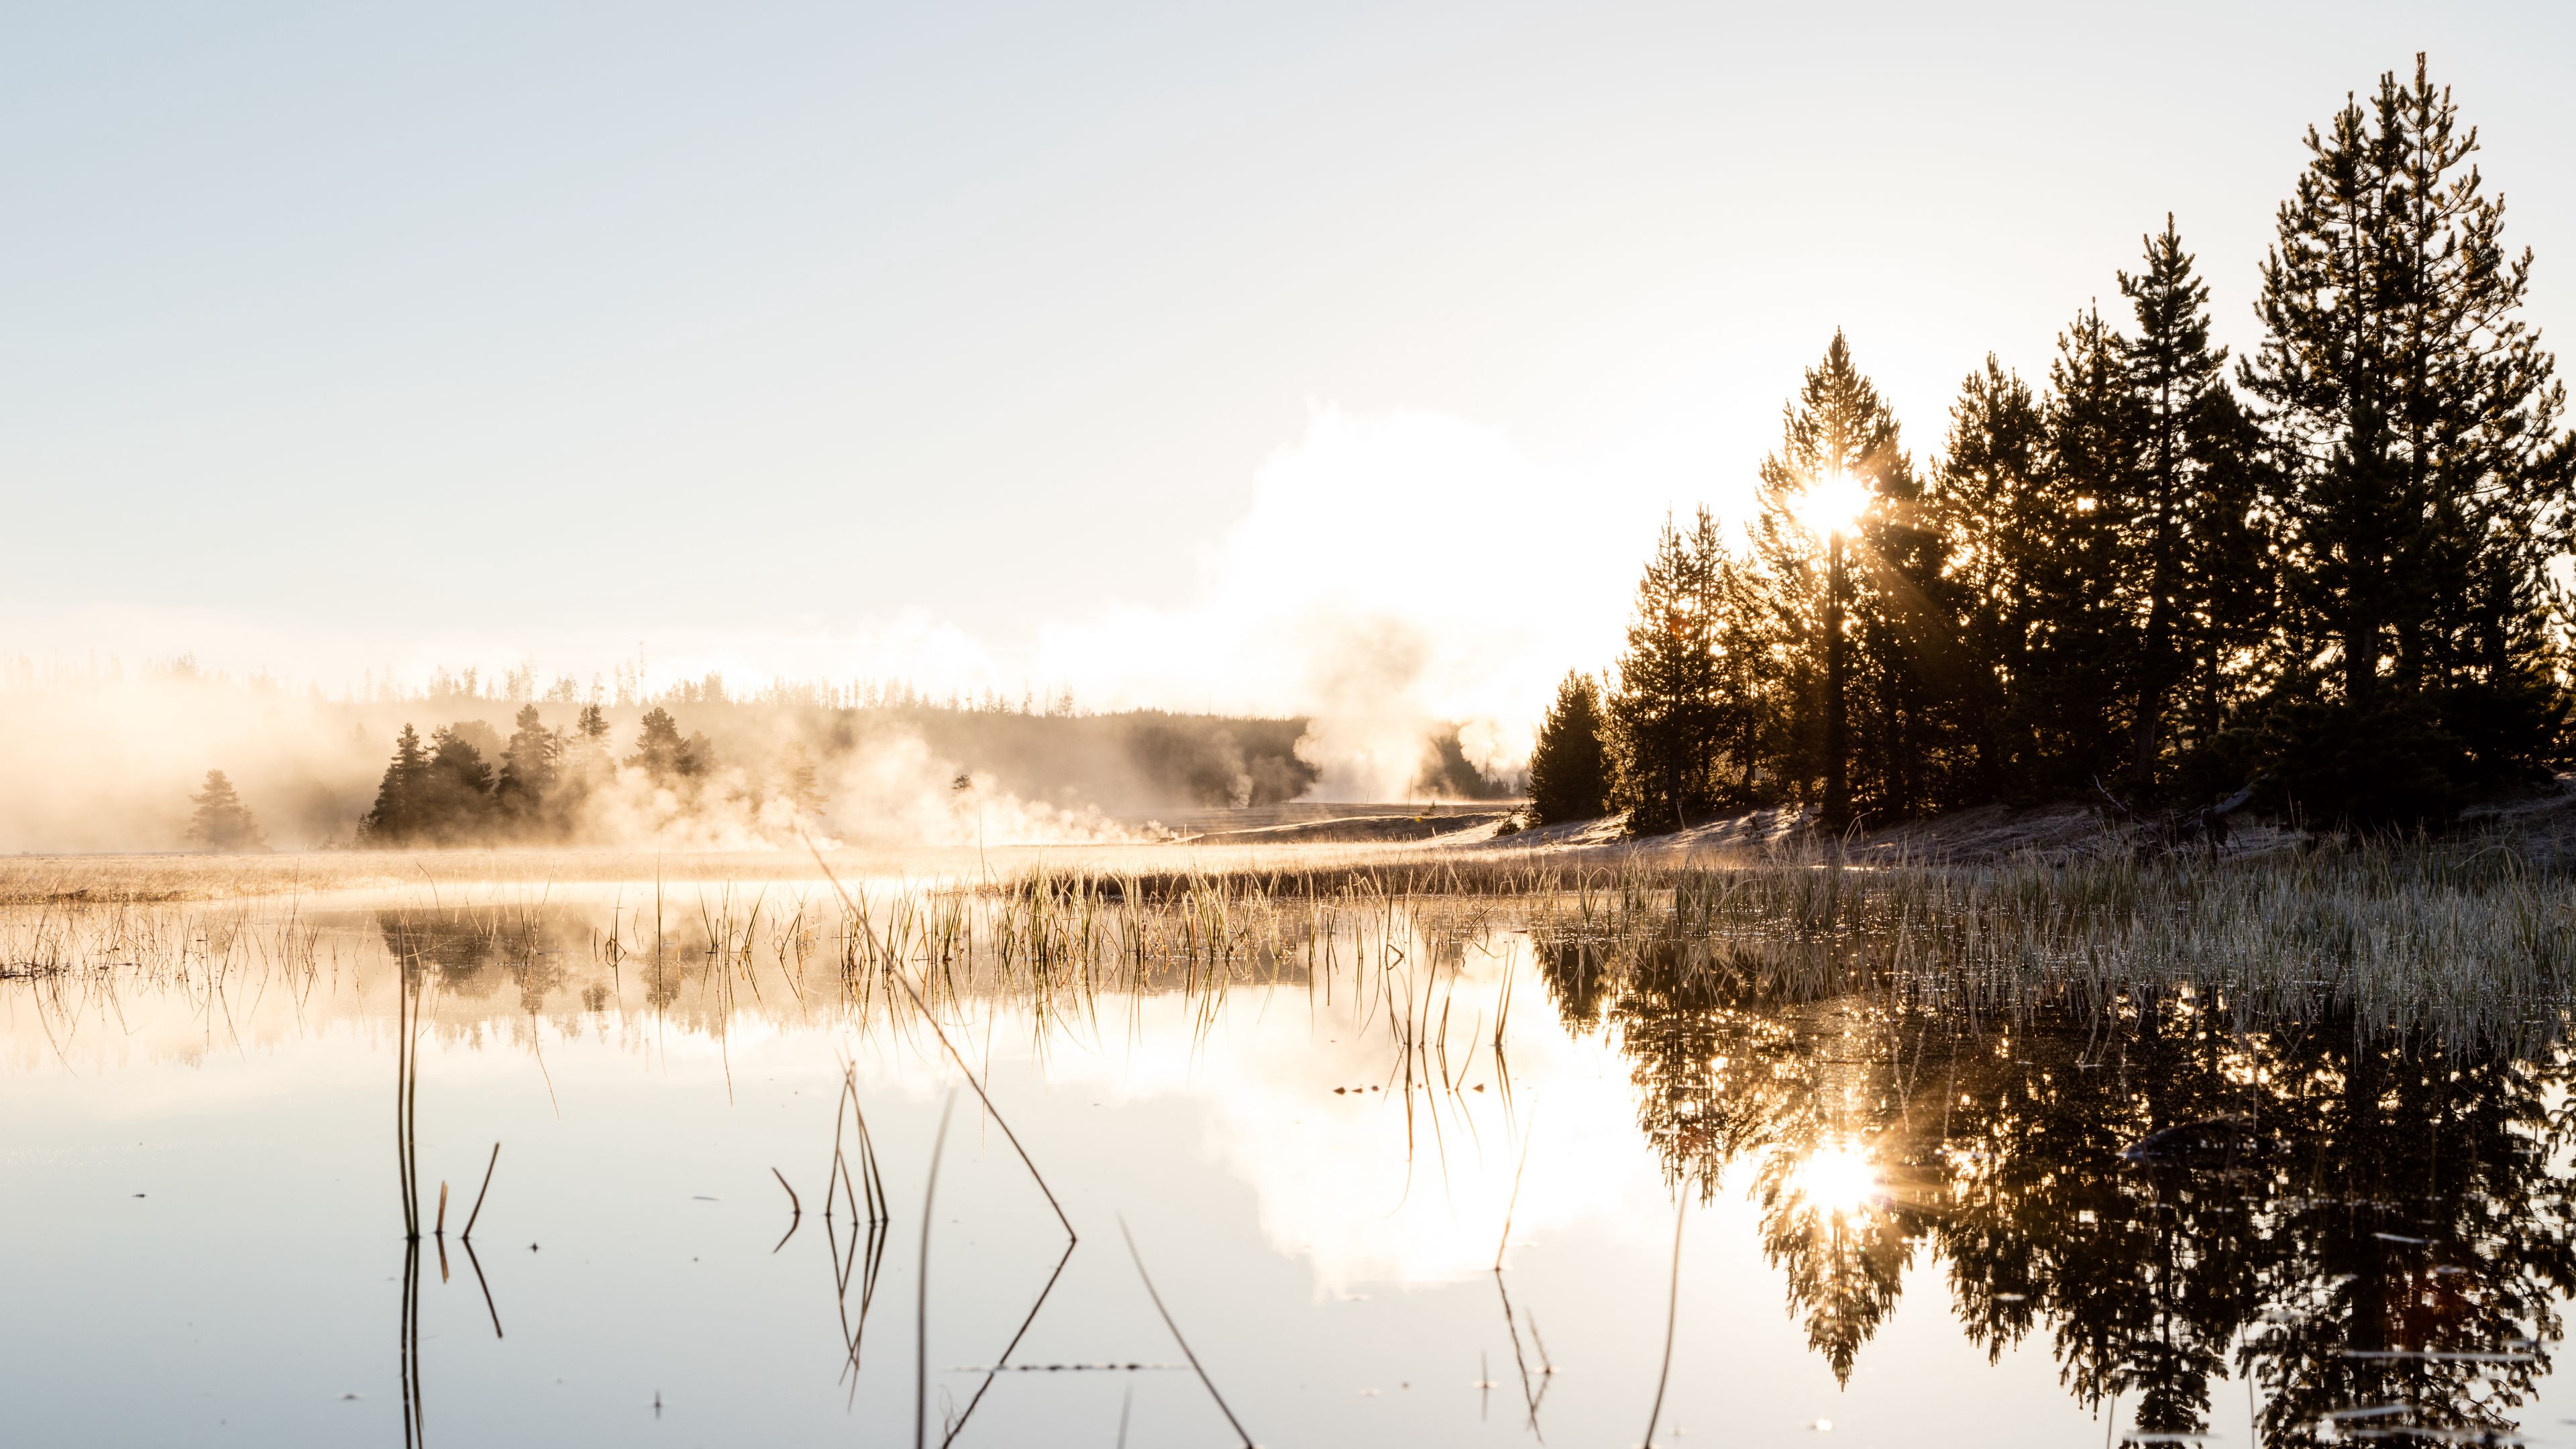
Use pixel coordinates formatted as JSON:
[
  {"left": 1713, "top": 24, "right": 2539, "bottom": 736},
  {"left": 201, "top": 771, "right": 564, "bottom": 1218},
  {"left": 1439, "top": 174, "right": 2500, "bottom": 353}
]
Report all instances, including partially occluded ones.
[
  {"left": 1788, "top": 1138, "right": 1882, "bottom": 1218},
  {"left": 1793, "top": 471, "right": 1871, "bottom": 539}
]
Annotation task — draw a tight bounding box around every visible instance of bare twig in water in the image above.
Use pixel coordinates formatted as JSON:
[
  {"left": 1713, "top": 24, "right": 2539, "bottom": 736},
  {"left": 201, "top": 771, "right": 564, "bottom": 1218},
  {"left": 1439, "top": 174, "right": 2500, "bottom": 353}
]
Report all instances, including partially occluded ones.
[
  {"left": 1118, "top": 1216, "right": 1254, "bottom": 1448},
  {"left": 1493, "top": 1268, "right": 1549, "bottom": 1436},
  {"left": 803, "top": 832, "right": 1075, "bottom": 1244},
  {"left": 398, "top": 1236, "right": 426, "bottom": 1448},
  {"left": 1640, "top": 1197, "right": 1686, "bottom": 1448},
  {"left": 917, "top": 1089, "right": 958, "bottom": 1449},
  {"left": 1496, "top": 1118, "right": 1534, "bottom": 1271},
  {"left": 462, "top": 1142, "right": 500, "bottom": 1243},
  {"left": 939, "top": 1240, "right": 1077, "bottom": 1447},
  {"left": 771, "top": 1167, "right": 802, "bottom": 1253},
  {"left": 463, "top": 1236, "right": 504, "bottom": 1340},
  {"left": 434, "top": 1180, "right": 449, "bottom": 1239},
  {"left": 831, "top": 1210, "right": 894, "bottom": 1397}
]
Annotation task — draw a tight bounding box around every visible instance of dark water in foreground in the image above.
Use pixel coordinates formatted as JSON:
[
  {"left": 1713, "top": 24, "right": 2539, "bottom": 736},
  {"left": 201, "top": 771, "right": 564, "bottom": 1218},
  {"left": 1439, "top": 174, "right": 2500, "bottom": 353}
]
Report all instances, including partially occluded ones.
[{"left": 6, "top": 888, "right": 2576, "bottom": 1447}]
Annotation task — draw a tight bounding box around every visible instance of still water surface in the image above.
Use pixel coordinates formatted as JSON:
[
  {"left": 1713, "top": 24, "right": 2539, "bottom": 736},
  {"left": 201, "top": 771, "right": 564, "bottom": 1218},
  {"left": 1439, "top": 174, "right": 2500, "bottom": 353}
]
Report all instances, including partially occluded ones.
[{"left": 6, "top": 879, "right": 2575, "bottom": 1447}]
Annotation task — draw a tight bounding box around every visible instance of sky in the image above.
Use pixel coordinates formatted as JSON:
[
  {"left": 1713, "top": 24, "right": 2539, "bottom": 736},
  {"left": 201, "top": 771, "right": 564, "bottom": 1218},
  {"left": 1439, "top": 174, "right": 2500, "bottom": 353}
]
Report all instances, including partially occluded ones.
[{"left": 6, "top": 2, "right": 2575, "bottom": 738}]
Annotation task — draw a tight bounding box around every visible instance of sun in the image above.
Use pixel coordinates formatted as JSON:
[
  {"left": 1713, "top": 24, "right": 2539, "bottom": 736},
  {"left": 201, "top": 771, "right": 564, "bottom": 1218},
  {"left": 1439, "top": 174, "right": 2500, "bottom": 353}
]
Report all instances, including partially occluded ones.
[
  {"left": 1793, "top": 471, "right": 1872, "bottom": 538},
  {"left": 1787, "top": 1139, "right": 1882, "bottom": 1219}
]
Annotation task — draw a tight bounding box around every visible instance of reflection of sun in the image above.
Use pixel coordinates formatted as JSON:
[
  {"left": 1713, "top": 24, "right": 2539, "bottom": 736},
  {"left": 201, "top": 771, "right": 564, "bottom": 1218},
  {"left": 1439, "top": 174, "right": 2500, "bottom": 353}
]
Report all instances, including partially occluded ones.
[
  {"left": 1793, "top": 472, "right": 1871, "bottom": 538},
  {"left": 1788, "top": 1139, "right": 1881, "bottom": 1218}
]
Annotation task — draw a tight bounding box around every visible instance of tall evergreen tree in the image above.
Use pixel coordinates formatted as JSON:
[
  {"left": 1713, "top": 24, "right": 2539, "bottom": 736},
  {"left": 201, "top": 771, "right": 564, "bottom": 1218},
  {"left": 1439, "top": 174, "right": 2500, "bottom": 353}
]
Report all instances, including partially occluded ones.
[
  {"left": 362, "top": 724, "right": 432, "bottom": 845},
  {"left": 2242, "top": 56, "right": 2573, "bottom": 814},
  {"left": 2032, "top": 304, "right": 2139, "bottom": 792},
  {"left": 1607, "top": 511, "right": 1725, "bottom": 830},
  {"left": 1527, "top": 672, "right": 1611, "bottom": 824},
  {"left": 418, "top": 727, "right": 498, "bottom": 843},
  {"left": 1930, "top": 357, "right": 2053, "bottom": 799},
  {"left": 2113, "top": 220, "right": 2236, "bottom": 792},
  {"left": 186, "top": 769, "right": 266, "bottom": 851},
  {"left": 1708, "top": 548, "right": 1782, "bottom": 805},
  {"left": 626, "top": 706, "right": 712, "bottom": 783},
  {"left": 1748, "top": 332, "right": 1934, "bottom": 824},
  {"left": 494, "top": 704, "right": 560, "bottom": 835}
]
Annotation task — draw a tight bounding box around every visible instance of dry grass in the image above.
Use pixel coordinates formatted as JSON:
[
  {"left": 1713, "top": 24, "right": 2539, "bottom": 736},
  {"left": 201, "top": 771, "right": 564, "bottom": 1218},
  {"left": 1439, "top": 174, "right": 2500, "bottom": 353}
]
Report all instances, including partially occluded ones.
[{"left": 5, "top": 835, "right": 2570, "bottom": 1052}]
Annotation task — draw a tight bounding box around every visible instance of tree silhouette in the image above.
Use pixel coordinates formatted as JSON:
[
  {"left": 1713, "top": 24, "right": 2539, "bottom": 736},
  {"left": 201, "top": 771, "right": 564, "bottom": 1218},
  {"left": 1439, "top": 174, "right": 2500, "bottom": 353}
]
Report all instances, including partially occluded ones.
[
  {"left": 361, "top": 725, "right": 432, "bottom": 845},
  {"left": 1607, "top": 511, "right": 1725, "bottom": 829},
  {"left": 1527, "top": 671, "right": 1609, "bottom": 824},
  {"left": 1745, "top": 332, "right": 1940, "bottom": 824},
  {"left": 494, "top": 704, "right": 561, "bottom": 836},
  {"left": 186, "top": 770, "right": 266, "bottom": 851},
  {"left": 1556, "top": 58, "right": 2570, "bottom": 831},
  {"left": 2243, "top": 56, "right": 2573, "bottom": 820},
  {"left": 627, "top": 706, "right": 712, "bottom": 784},
  {"left": 417, "top": 727, "right": 496, "bottom": 844}
]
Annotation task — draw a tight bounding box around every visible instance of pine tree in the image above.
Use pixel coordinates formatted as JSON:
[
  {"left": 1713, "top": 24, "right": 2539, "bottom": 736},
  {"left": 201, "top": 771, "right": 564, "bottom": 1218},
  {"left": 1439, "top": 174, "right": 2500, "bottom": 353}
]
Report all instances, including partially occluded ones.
[
  {"left": 627, "top": 707, "right": 690, "bottom": 780},
  {"left": 777, "top": 742, "right": 828, "bottom": 819},
  {"left": 186, "top": 769, "right": 266, "bottom": 852},
  {"left": 1607, "top": 511, "right": 1725, "bottom": 830},
  {"left": 494, "top": 704, "right": 559, "bottom": 835},
  {"left": 1708, "top": 549, "right": 1782, "bottom": 805},
  {"left": 2242, "top": 56, "right": 2573, "bottom": 815},
  {"left": 1527, "top": 672, "right": 1610, "bottom": 824},
  {"left": 1929, "top": 357, "right": 2052, "bottom": 799},
  {"left": 1747, "top": 332, "right": 1935, "bottom": 824},
  {"left": 2112, "top": 219, "right": 2235, "bottom": 794},
  {"left": 361, "top": 725, "right": 431, "bottom": 845},
  {"left": 419, "top": 727, "right": 498, "bottom": 843},
  {"left": 2030, "top": 305, "right": 2139, "bottom": 793}
]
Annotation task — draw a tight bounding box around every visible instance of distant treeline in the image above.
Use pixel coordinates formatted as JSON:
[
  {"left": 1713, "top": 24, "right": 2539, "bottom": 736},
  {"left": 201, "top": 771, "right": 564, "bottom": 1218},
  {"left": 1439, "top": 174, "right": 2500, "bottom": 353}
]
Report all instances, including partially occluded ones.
[
  {"left": 355, "top": 700, "right": 1323, "bottom": 847},
  {"left": 1533, "top": 59, "right": 2575, "bottom": 831},
  {"left": 362, "top": 705, "right": 706, "bottom": 845}
]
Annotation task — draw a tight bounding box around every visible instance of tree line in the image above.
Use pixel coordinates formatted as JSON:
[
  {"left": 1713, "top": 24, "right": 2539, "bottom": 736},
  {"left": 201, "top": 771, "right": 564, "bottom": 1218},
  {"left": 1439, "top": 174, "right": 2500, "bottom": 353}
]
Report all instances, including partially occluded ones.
[
  {"left": 1532, "top": 58, "right": 2573, "bottom": 830},
  {"left": 360, "top": 704, "right": 810, "bottom": 845}
]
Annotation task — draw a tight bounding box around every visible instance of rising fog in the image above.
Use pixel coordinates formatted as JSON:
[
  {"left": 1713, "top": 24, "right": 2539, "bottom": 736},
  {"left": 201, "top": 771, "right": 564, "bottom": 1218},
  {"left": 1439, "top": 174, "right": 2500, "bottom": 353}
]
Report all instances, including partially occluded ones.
[
  {"left": 0, "top": 658, "right": 1488, "bottom": 853},
  {"left": 2, "top": 409, "right": 1655, "bottom": 851}
]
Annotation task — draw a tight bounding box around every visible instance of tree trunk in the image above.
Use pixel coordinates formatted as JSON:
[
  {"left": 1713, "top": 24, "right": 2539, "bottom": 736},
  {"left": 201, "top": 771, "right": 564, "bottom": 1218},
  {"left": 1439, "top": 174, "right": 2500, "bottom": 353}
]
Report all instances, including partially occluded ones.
[{"left": 1823, "top": 535, "right": 1849, "bottom": 830}]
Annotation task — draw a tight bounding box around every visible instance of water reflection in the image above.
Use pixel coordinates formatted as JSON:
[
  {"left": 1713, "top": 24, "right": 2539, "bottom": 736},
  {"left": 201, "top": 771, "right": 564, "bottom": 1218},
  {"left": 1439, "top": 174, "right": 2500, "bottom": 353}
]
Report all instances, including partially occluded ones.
[
  {"left": 1543, "top": 933, "right": 2576, "bottom": 1442},
  {"left": 13, "top": 883, "right": 2576, "bottom": 1445}
]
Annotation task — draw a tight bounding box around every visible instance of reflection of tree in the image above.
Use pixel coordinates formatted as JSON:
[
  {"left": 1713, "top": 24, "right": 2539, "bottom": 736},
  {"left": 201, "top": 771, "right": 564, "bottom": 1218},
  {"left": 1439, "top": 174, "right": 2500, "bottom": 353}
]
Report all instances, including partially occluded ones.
[
  {"left": 1539, "top": 932, "right": 2576, "bottom": 1438},
  {"left": 1756, "top": 1144, "right": 1913, "bottom": 1384},
  {"left": 2239, "top": 1043, "right": 2575, "bottom": 1447},
  {"left": 1556, "top": 935, "right": 1920, "bottom": 1379},
  {"left": 376, "top": 908, "right": 584, "bottom": 1012}
]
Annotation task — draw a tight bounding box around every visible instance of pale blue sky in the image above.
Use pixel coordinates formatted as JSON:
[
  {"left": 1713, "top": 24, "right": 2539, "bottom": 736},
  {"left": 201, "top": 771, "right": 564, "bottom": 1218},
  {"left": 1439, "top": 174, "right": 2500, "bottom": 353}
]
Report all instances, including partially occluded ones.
[{"left": 5, "top": 3, "right": 2572, "bottom": 700}]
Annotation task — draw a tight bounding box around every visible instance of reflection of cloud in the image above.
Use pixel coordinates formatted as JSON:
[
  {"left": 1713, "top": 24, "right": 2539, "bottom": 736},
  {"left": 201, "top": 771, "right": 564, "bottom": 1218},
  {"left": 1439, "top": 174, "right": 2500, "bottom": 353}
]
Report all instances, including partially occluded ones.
[
  {"left": 4, "top": 902, "right": 1682, "bottom": 1302},
  {"left": 1036, "top": 932, "right": 1676, "bottom": 1294}
]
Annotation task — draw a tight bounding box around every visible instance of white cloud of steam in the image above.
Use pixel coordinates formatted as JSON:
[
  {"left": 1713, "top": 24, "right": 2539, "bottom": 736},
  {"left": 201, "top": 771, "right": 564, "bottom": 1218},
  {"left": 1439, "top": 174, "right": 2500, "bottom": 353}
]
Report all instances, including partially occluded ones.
[
  {"left": 812, "top": 733, "right": 1138, "bottom": 848},
  {"left": 1035, "top": 407, "right": 1674, "bottom": 798},
  {"left": 1, "top": 406, "right": 1716, "bottom": 833}
]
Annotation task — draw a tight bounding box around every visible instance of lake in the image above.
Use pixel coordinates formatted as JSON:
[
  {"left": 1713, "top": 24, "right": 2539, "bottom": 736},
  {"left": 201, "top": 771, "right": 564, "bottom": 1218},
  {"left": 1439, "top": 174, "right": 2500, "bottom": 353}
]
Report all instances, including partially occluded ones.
[{"left": 6, "top": 856, "right": 2574, "bottom": 1447}]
